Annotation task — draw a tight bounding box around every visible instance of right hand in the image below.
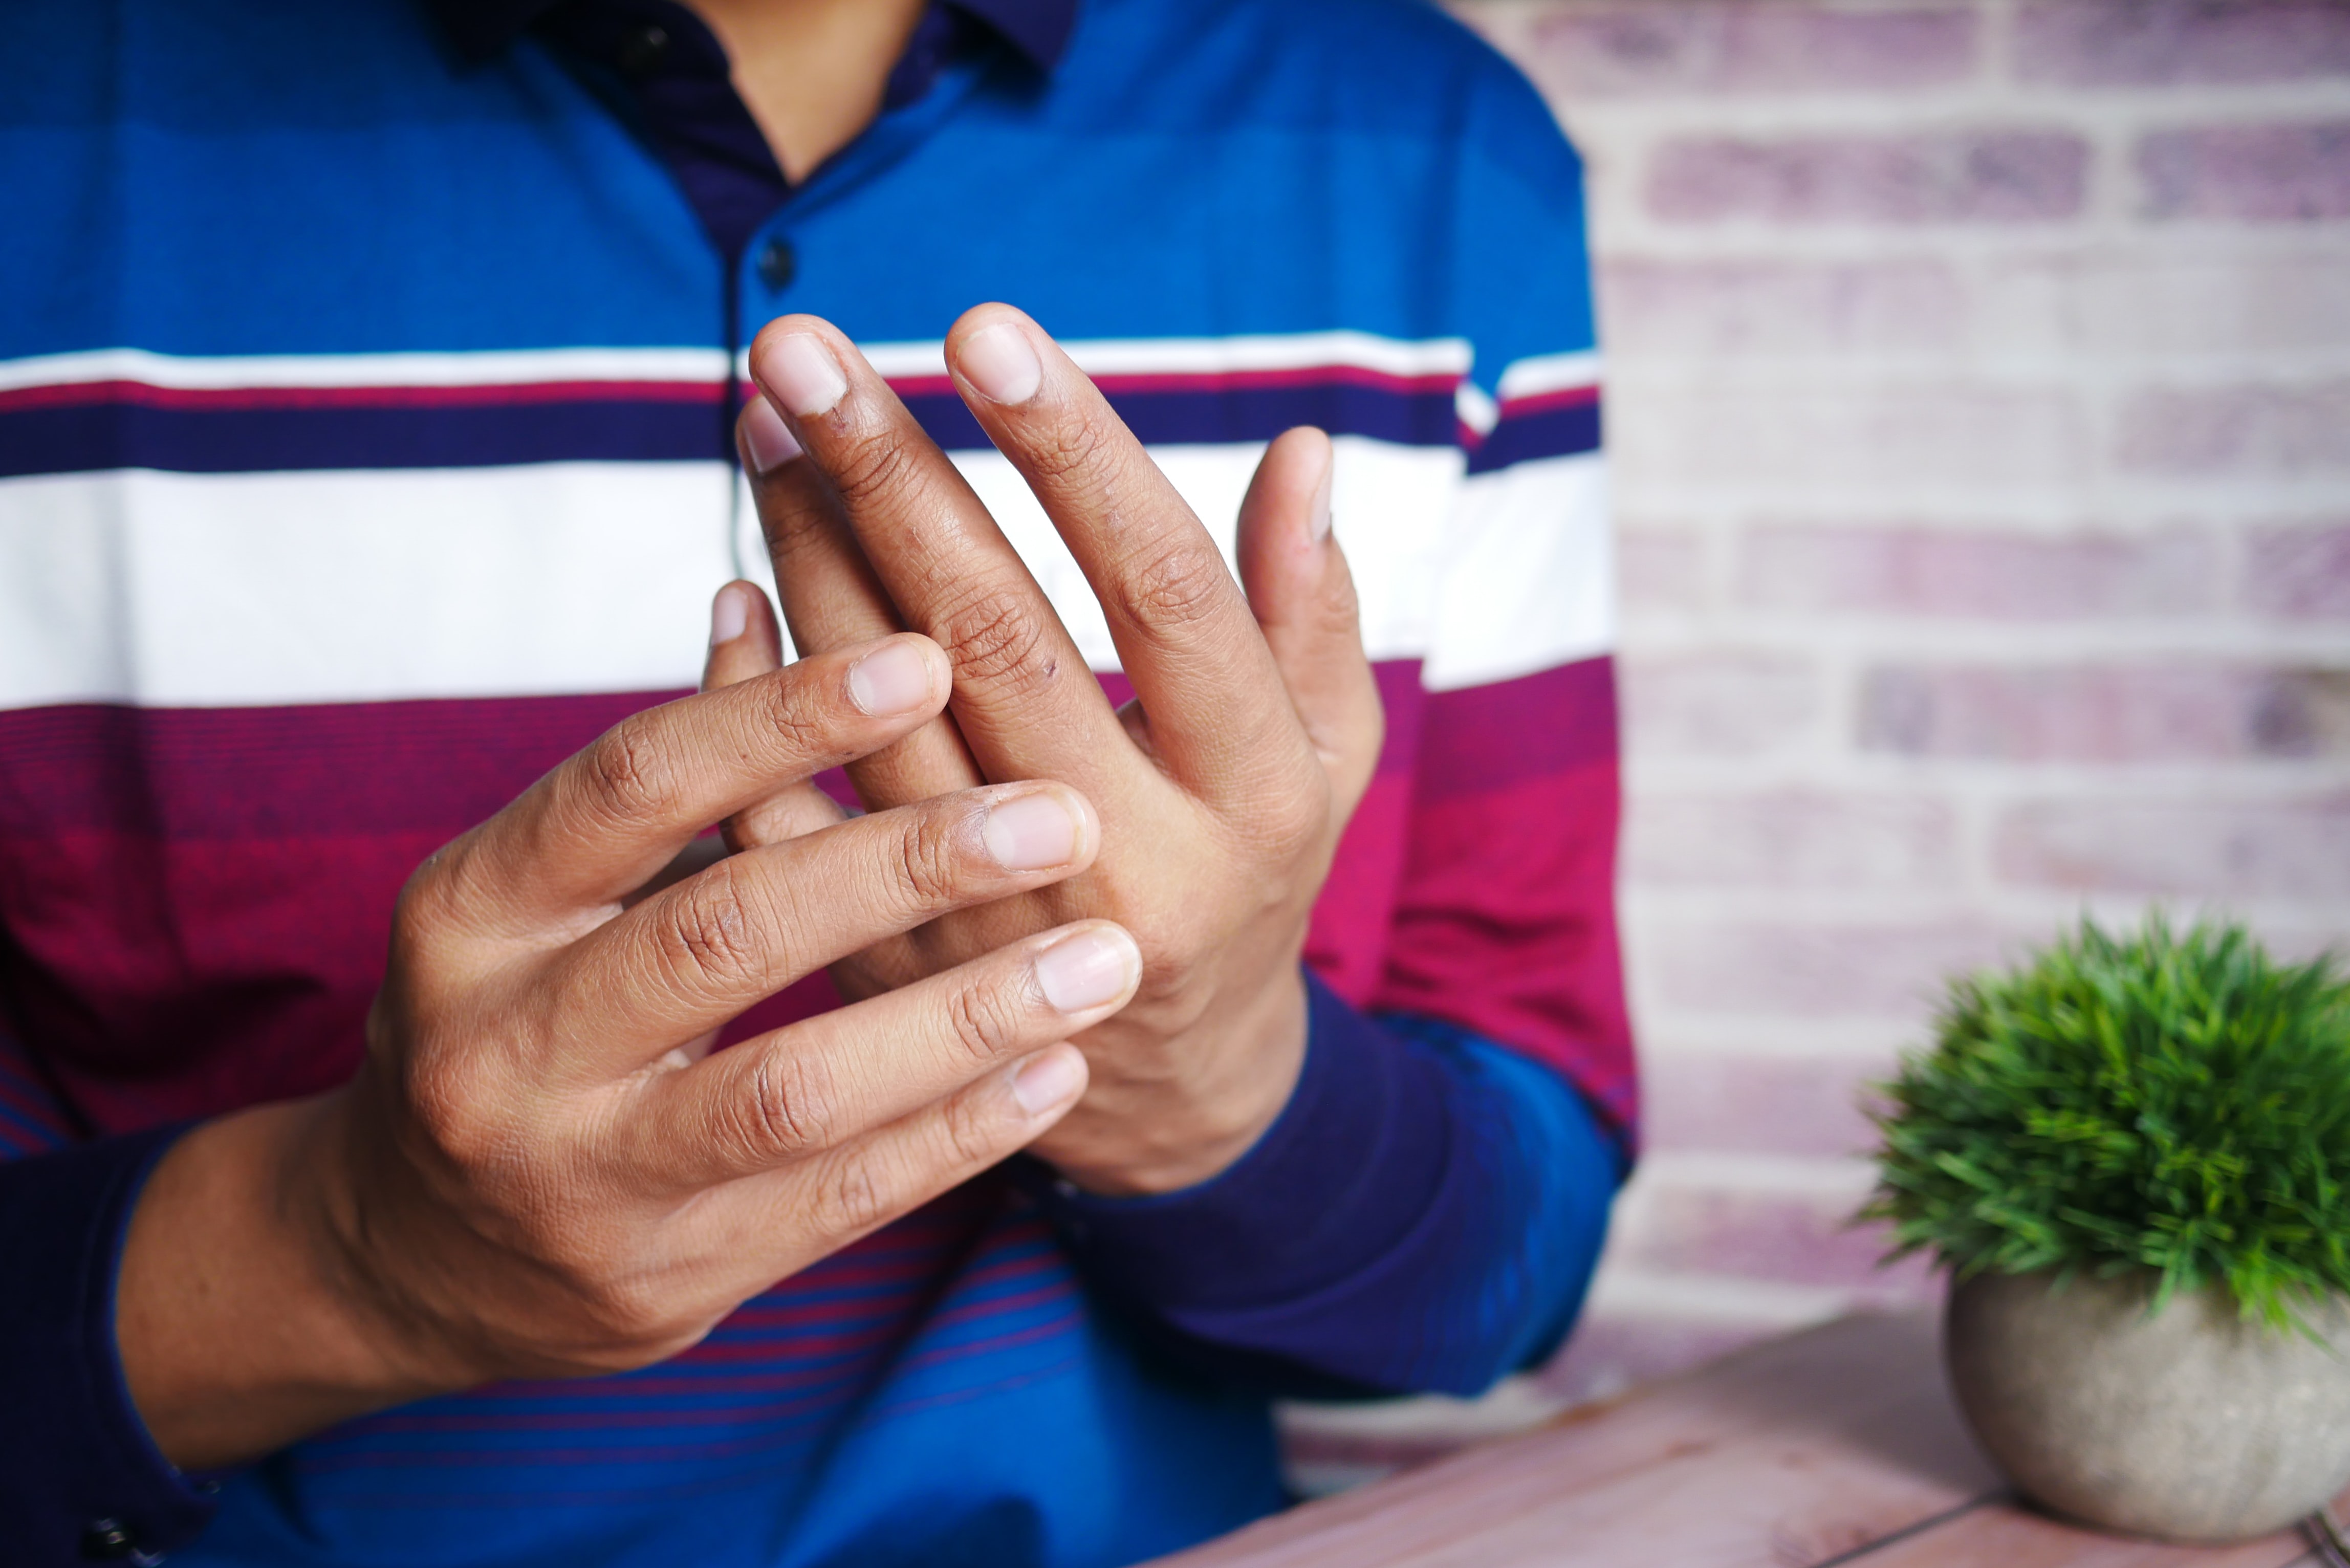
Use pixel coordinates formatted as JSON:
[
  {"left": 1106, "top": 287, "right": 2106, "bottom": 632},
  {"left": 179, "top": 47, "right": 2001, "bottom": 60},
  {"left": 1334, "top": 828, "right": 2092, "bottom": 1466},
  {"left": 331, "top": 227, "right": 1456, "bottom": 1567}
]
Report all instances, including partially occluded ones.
[{"left": 120, "top": 622, "right": 1138, "bottom": 1466}]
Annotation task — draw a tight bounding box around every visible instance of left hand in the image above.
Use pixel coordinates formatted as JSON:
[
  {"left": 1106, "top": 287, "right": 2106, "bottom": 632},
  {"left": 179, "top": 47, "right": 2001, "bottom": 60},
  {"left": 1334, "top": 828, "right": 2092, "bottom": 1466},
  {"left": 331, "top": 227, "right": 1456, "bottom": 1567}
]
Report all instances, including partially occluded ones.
[{"left": 708, "top": 304, "right": 1385, "bottom": 1195}]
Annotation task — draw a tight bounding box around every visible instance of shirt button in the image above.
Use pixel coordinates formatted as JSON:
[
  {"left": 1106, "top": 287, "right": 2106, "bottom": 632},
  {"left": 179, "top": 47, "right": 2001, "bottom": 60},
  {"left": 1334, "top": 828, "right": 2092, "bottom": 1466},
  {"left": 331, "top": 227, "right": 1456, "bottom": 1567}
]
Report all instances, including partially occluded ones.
[
  {"left": 79, "top": 1519, "right": 140, "bottom": 1560},
  {"left": 756, "top": 237, "right": 798, "bottom": 292},
  {"left": 616, "top": 24, "right": 670, "bottom": 75}
]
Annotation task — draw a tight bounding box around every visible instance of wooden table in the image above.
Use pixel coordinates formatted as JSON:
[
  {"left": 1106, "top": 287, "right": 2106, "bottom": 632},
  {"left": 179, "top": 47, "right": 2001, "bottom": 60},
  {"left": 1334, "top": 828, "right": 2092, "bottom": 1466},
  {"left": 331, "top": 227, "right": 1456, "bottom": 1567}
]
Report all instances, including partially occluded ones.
[{"left": 1148, "top": 1311, "right": 2340, "bottom": 1568}]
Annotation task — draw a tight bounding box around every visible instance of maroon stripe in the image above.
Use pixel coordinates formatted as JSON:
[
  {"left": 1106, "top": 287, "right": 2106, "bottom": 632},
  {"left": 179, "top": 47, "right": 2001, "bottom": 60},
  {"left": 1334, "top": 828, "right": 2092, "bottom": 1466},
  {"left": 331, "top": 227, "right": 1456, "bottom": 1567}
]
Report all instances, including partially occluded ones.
[
  {"left": 1417, "top": 657, "right": 1617, "bottom": 799},
  {"left": 0, "top": 379, "right": 721, "bottom": 413},
  {"left": 1498, "top": 383, "right": 1600, "bottom": 419},
  {"left": 893, "top": 1308, "right": 1089, "bottom": 1375},
  {"left": 884, "top": 365, "right": 1459, "bottom": 399},
  {"left": 0, "top": 693, "right": 681, "bottom": 839}
]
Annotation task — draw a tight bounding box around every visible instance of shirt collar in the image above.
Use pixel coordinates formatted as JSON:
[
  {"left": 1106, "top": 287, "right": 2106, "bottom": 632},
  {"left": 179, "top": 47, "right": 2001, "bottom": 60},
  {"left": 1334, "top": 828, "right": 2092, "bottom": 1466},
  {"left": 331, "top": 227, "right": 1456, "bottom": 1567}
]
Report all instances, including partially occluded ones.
[{"left": 427, "top": 0, "right": 1075, "bottom": 74}]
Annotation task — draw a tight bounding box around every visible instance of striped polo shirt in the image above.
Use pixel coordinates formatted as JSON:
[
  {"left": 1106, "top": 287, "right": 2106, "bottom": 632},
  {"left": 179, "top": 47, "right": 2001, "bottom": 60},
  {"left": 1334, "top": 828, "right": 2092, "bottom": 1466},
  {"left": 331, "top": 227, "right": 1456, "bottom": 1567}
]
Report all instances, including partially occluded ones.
[{"left": 0, "top": 1, "right": 1631, "bottom": 1563}]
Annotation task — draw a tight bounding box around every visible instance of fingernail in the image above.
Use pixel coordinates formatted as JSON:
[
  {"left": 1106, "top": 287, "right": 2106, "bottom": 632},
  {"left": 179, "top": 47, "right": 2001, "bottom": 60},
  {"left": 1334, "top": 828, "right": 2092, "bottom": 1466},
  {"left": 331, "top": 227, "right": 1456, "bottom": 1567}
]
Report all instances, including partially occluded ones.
[
  {"left": 1034, "top": 928, "right": 1139, "bottom": 1014},
  {"left": 1310, "top": 453, "right": 1335, "bottom": 543},
  {"left": 982, "top": 791, "right": 1080, "bottom": 871},
  {"left": 847, "top": 641, "right": 933, "bottom": 716},
  {"left": 958, "top": 322, "right": 1042, "bottom": 406},
  {"left": 710, "top": 583, "right": 750, "bottom": 646},
  {"left": 756, "top": 332, "right": 847, "bottom": 418},
  {"left": 738, "top": 394, "right": 803, "bottom": 474},
  {"left": 1010, "top": 1047, "right": 1086, "bottom": 1118}
]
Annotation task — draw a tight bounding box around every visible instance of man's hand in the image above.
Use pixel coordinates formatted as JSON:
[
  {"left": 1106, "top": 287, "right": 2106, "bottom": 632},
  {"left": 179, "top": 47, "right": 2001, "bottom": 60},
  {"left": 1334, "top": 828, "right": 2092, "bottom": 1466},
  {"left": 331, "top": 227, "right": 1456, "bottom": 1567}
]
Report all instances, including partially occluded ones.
[
  {"left": 118, "top": 627, "right": 1138, "bottom": 1468},
  {"left": 717, "top": 305, "right": 1385, "bottom": 1196}
]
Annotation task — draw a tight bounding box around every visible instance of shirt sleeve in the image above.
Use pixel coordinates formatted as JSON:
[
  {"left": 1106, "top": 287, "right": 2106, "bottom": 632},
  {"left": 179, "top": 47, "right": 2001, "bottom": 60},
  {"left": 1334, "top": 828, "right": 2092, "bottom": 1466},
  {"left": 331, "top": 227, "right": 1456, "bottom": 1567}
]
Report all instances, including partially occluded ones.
[
  {"left": 1030, "top": 973, "right": 1619, "bottom": 1398},
  {"left": 0, "top": 1025, "right": 218, "bottom": 1564}
]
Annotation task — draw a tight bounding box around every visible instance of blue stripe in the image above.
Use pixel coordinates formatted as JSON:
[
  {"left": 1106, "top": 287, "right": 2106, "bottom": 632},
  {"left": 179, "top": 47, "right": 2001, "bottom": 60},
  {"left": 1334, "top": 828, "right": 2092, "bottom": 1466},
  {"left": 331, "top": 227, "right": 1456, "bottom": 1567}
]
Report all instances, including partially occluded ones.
[{"left": 1466, "top": 400, "right": 1602, "bottom": 475}]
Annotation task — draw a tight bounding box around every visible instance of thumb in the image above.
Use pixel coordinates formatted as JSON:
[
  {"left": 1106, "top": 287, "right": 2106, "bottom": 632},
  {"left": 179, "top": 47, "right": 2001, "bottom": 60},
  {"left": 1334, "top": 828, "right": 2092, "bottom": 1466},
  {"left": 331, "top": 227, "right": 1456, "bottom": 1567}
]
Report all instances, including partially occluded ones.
[{"left": 1235, "top": 427, "right": 1384, "bottom": 809}]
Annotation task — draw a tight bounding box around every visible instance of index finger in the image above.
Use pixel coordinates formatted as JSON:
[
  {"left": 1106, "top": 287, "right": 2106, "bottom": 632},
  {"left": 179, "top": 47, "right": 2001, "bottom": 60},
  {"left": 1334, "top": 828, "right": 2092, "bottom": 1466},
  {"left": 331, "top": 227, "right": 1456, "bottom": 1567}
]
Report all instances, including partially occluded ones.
[{"left": 436, "top": 632, "right": 951, "bottom": 928}]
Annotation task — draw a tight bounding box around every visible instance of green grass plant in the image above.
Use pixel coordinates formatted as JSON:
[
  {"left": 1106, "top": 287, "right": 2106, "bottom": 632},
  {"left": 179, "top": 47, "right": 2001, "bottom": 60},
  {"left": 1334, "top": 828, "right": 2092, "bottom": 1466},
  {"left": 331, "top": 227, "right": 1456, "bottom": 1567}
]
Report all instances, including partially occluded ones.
[{"left": 1864, "top": 913, "right": 2350, "bottom": 1330}]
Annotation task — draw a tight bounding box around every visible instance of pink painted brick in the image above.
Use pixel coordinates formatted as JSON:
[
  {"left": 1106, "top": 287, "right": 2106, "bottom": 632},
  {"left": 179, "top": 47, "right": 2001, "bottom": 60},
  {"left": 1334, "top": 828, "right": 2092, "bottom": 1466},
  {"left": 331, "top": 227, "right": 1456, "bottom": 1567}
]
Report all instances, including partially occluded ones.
[
  {"left": 1617, "top": 521, "right": 1708, "bottom": 612},
  {"left": 1598, "top": 257, "right": 1966, "bottom": 357},
  {"left": 1979, "top": 252, "right": 2350, "bottom": 356},
  {"left": 1626, "top": 790, "right": 1960, "bottom": 889},
  {"left": 1642, "top": 1049, "right": 1894, "bottom": 1159},
  {"left": 1648, "top": 130, "right": 2087, "bottom": 224},
  {"left": 2245, "top": 520, "right": 2350, "bottom": 619},
  {"left": 1646, "top": 919, "right": 2009, "bottom": 1020},
  {"left": 1739, "top": 522, "right": 2217, "bottom": 619},
  {"left": 1858, "top": 661, "right": 2350, "bottom": 761},
  {"left": 2139, "top": 121, "right": 2350, "bottom": 221},
  {"left": 1994, "top": 795, "right": 2350, "bottom": 897},
  {"left": 2018, "top": 0, "right": 2350, "bottom": 86},
  {"left": 2119, "top": 381, "right": 2350, "bottom": 475},
  {"left": 1527, "top": 3, "right": 1975, "bottom": 98},
  {"left": 1616, "top": 1185, "right": 1935, "bottom": 1299},
  {"left": 1613, "top": 385, "right": 2088, "bottom": 489},
  {"left": 1619, "top": 650, "right": 1820, "bottom": 756}
]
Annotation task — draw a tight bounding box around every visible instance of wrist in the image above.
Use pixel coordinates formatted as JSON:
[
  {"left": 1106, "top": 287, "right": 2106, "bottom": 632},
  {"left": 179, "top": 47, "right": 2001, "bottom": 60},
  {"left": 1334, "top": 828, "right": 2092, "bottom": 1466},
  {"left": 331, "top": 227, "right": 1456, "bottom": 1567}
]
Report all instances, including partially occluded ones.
[
  {"left": 117, "top": 1097, "right": 464, "bottom": 1469},
  {"left": 1048, "top": 966, "right": 1309, "bottom": 1196},
  {"left": 293, "top": 1085, "right": 507, "bottom": 1399}
]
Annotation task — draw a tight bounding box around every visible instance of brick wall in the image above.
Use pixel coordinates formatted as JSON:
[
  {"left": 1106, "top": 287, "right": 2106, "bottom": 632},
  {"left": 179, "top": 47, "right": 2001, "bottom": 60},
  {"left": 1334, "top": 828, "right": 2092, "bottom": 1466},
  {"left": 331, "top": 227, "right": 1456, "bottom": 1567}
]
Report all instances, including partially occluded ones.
[{"left": 1282, "top": 0, "right": 2350, "bottom": 1489}]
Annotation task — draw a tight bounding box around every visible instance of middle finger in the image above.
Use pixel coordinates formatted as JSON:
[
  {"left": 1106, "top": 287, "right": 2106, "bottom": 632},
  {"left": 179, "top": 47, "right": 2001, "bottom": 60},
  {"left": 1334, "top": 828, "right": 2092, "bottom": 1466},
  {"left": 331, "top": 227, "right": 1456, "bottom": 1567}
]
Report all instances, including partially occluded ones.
[{"left": 746, "top": 315, "right": 1135, "bottom": 799}]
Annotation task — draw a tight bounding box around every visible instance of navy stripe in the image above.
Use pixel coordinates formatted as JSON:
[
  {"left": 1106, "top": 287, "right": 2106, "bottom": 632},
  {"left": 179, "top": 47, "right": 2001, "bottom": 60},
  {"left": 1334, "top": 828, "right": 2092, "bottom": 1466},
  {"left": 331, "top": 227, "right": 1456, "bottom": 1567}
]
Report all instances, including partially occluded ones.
[
  {"left": 888, "top": 383, "right": 1461, "bottom": 452},
  {"left": 0, "top": 381, "right": 1465, "bottom": 477},
  {"left": 0, "top": 400, "right": 732, "bottom": 477},
  {"left": 1466, "top": 400, "right": 1602, "bottom": 475}
]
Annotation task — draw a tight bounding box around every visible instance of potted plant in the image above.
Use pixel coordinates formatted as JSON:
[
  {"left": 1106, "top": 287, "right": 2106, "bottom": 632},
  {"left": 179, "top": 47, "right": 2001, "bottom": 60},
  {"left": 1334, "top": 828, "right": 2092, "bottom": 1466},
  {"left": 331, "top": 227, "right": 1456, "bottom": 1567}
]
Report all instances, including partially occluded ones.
[{"left": 1864, "top": 914, "right": 2350, "bottom": 1541}]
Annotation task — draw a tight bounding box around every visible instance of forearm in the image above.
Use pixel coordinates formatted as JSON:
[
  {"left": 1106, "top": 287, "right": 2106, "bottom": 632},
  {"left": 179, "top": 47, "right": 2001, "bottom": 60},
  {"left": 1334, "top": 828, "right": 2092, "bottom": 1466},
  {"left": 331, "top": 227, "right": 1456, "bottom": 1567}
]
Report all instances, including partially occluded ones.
[
  {"left": 1034, "top": 975, "right": 1621, "bottom": 1397},
  {"left": 118, "top": 1096, "right": 460, "bottom": 1470}
]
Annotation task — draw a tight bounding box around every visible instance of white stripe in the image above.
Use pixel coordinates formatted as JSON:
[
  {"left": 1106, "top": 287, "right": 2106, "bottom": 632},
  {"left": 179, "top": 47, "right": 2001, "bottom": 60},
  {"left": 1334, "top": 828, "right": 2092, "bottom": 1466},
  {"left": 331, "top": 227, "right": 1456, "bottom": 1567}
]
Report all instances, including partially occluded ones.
[
  {"left": 1454, "top": 380, "right": 1498, "bottom": 437},
  {"left": 1423, "top": 454, "right": 1614, "bottom": 692},
  {"left": 858, "top": 331, "right": 1472, "bottom": 383},
  {"left": 6, "top": 334, "right": 1472, "bottom": 398},
  {"left": 0, "top": 465, "right": 738, "bottom": 709},
  {"left": 948, "top": 438, "right": 1461, "bottom": 675},
  {"left": 0, "top": 440, "right": 1466, "bottom": 710},
  {"left": 1494, "top": 350, "right": 1605, "bottom": 404},
  {"left": 0, "top": 346, "right": 732, "bottom": 394}
]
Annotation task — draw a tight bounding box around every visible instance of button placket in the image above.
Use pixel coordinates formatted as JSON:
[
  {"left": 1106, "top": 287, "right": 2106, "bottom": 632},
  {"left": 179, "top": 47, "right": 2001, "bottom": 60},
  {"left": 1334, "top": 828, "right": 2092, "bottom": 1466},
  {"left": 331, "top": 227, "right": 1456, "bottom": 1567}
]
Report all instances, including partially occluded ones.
[{"left": 756, "top": 237, "right": 797, "bottom": 292}]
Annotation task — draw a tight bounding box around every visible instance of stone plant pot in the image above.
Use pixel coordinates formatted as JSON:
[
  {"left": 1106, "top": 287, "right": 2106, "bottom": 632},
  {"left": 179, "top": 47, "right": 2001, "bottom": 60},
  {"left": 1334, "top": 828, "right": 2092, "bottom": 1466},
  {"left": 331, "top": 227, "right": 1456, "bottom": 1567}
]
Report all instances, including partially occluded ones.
[{"left": 1946, "top": 1269, "right": 2350, "bottom": 1541}]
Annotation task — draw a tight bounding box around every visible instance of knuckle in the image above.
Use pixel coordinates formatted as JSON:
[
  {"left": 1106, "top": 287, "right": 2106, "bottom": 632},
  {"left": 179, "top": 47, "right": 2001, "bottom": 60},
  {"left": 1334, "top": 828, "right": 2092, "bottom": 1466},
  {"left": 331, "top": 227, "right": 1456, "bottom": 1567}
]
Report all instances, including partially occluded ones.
[
  {"left": 943, "top": 976, "right": 1025, "bottom": 1066},
  {"left": 823, "top": 426, "right": 918, "bottom": 510},
  {"left": 933, "top": 585, "right": 1056, "bottom": 696},
  {"left": 1266, "top": 778, "right": 1329, "bottom": 854},
  {"left": 583, "top": 1273, "right": 688, "bottom": 1355},
  {"left": 580, "top": 717, "right": 683, "bottom": 827},
  {"left": 888, "top": 804, "right": 974, "bottom": 909},
  {"left": 1120, "top": 541, "right": 1232, "bottom": 634},
  {"left": 402, "top": 1049, "right": 516, "bottom": 1172},
  {"left": 1023, "top": 411, "right": 1123, "bottom": 486},
  {"left": 739, "top": 1048, "right": 839, "bottom": 1161},
  {"left": 818, "top": 1152, "right": 897, "bottom": 1236},
  {"left": 658, "top": 859, "right": 771, "bottom": 991},
  {"left": 938, "top": 1083, "right": 1009, "bottom": 1170},
  {"left": 746, "top": 669, "right": 837, "bottom": 758}
]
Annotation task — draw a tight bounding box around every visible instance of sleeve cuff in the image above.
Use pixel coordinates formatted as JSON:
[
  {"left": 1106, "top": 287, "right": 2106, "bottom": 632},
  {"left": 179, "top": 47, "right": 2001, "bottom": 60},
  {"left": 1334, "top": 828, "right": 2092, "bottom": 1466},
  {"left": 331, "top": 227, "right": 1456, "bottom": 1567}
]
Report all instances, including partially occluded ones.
[
  {"left": 0, "top": 1126, "right": 219, "bottom": 1563},
  {"left": 1028, "top": 970, "right": 1454, "bottom": 1316}
]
